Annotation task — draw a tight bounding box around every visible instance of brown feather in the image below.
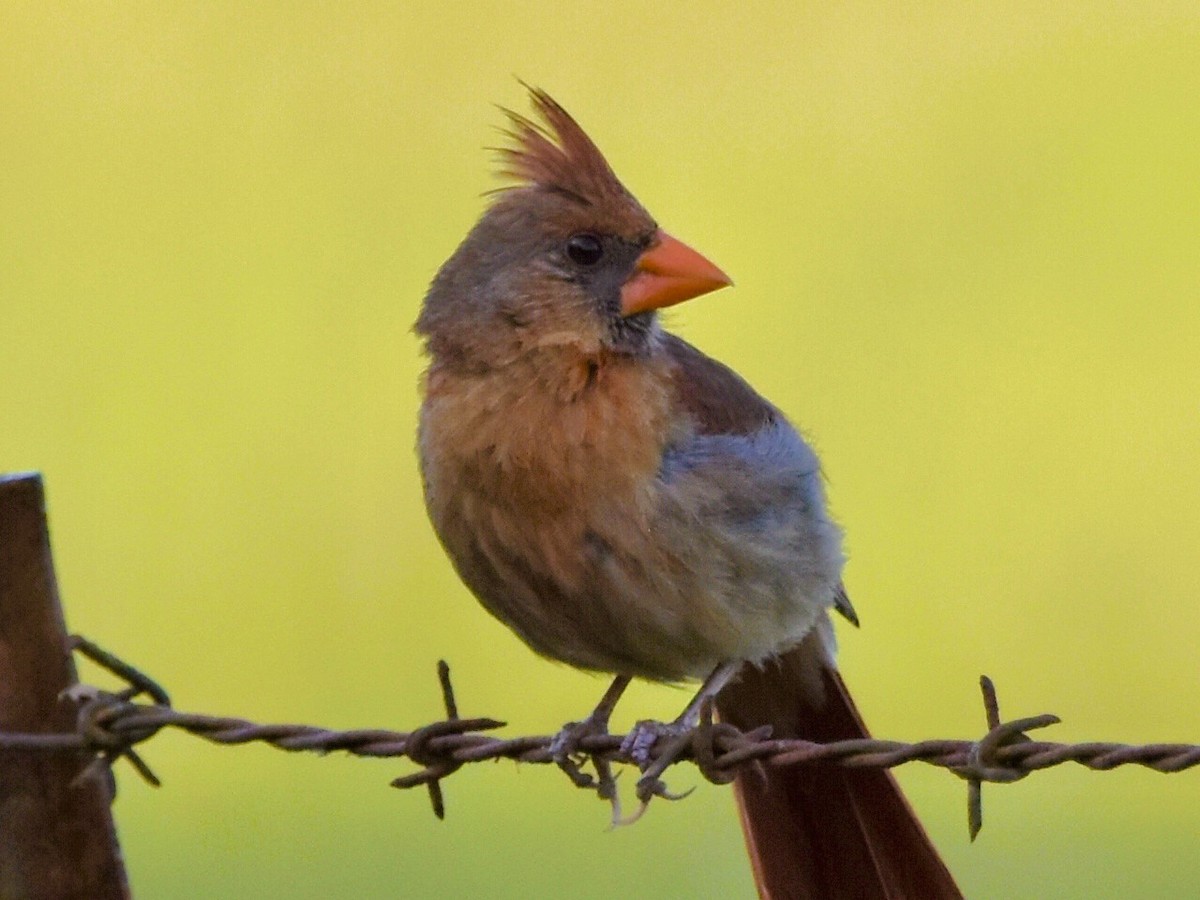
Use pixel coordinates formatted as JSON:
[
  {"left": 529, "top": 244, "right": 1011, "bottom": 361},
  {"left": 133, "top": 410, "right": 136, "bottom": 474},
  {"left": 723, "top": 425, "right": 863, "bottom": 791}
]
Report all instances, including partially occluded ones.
[
  {"left": 662, "top": 334, "right": 780, "bottom": 437},
  {"left": 496, "top": 87, "right": 637, "bottom": 212},
  {"left": 717, "top": 634, "right": 963, "bottom": 900}
]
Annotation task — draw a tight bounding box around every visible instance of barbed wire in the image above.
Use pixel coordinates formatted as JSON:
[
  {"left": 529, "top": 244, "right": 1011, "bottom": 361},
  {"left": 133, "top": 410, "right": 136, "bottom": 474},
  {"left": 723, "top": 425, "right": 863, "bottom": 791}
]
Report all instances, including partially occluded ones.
[{"left": 5, "top": 636, "right": 1198, "bottom": 837}]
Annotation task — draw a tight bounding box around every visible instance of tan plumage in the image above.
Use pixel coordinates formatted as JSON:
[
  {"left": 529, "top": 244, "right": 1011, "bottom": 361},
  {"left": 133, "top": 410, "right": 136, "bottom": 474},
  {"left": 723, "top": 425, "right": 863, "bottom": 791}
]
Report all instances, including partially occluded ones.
[{"left": 416, "top": 87, "right": 961, "bottom": 898}]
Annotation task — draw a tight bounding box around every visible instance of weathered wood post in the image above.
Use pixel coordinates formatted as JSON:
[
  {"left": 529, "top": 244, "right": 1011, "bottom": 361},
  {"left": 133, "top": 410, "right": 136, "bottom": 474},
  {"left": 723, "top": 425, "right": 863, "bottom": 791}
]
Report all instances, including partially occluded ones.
[{"left": 0, "top": 473, "right": 130, "bottom": 899}]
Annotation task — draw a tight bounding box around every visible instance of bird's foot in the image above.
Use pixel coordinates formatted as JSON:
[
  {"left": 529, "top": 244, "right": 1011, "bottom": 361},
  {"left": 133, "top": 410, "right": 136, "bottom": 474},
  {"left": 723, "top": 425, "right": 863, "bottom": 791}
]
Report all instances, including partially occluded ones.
[
  {"left": 549, "top": 714, "right": 626, "bottom": 824},
  {"left": 549, "top": 713, "right": 611, "bottom": 790},
  {"left": 619, "top": 719, "right": 692, "bottom": 769},
  {"left": 612, "top": 719, "right": 697, "bottom": 824},
  {"left": 547, "top": 674, "right": 633, "bottom": 823}
]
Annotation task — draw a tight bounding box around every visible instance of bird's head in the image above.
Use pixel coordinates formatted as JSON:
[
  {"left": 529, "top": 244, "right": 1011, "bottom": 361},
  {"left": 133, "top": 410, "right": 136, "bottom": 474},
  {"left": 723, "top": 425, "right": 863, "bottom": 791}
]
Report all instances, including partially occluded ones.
[{"left": 416, "top": 87, "right": 731, "bottom": 368}]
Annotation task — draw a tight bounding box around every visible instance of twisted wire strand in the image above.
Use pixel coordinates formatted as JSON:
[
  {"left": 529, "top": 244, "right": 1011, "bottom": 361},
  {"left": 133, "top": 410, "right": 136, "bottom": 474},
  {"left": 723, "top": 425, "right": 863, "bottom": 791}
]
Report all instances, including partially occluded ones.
[{"left": 3, "top": 637, "right": 1195, "bottom": 835}]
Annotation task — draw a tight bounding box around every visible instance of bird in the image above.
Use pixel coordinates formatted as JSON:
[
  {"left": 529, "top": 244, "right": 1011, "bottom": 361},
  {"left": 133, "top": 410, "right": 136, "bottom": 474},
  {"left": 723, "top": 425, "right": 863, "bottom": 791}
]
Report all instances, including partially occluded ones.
[{"left": 415, "top": 86, "right": 962, "bottom": 899}]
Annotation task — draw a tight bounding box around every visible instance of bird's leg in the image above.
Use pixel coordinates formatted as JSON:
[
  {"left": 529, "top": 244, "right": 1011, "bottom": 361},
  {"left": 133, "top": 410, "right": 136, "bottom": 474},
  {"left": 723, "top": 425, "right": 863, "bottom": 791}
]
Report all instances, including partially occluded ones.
[
  {"left": 622, "top": 660, "right": 741, "bottom": 765},
  {"left": 549, "top": 673, "right": 633, "bottom": 791},
  {"left": 619, "top": 660, "right": 743, "bottom": 818},
  {"left": 671, "top": 660, "right": 742, "bottom": 729}
]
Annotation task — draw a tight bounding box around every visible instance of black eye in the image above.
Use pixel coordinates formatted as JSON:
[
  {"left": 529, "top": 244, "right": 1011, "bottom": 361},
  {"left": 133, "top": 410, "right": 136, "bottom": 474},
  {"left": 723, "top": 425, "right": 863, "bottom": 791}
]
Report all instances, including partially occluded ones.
[{"left": 566, "top": 233, "right": 604, "bottom": 266}]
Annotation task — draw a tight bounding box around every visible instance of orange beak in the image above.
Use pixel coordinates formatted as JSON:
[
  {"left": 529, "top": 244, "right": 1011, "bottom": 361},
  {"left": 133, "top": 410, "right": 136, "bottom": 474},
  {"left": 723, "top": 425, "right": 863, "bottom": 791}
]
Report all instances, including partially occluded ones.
[{"left": 620, "top": 229, "right": 732, "bottom": 316}]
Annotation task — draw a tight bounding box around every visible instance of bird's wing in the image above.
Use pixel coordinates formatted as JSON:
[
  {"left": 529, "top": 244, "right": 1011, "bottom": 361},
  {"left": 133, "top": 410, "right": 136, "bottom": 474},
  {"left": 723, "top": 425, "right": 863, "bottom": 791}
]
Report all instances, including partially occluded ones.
[
  {"left": 662, "top": 334, "right": 960, "bottom": 898},
  {"left": 663, "top": 333, "right": 781, "bottom": 437}
]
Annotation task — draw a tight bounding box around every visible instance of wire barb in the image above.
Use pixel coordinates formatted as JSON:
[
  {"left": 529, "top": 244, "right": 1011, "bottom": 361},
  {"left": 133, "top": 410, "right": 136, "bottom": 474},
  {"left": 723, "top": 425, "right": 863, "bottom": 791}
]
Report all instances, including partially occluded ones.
[
  {"left": 63, "top": 635, "right": 173, "bottom": 790},
  {"left": 951, "top": 675, "right": 1062, "bottom": 839},
  {"left": 1, "top": 638, "right": 1196, "bottom": 835},
  {"left": 71, "top": 634, "right": 171, "bottom": 707},
  {"left": 390, "top": 660, "right": 505, "bottom": 820}
]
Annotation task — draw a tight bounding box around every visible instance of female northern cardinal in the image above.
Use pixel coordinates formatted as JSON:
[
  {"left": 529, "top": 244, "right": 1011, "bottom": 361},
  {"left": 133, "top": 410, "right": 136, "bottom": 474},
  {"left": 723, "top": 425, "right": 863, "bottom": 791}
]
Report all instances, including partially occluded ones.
[{"left": 416, "top": 87, "right": 961, "bottom": 899}]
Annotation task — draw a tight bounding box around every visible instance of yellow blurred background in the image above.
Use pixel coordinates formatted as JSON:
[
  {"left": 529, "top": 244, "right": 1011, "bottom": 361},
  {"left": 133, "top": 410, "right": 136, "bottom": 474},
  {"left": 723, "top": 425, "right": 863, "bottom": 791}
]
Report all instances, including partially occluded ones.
[{"left": 2, "top": 3, "right": 1198, "bottom": 897}]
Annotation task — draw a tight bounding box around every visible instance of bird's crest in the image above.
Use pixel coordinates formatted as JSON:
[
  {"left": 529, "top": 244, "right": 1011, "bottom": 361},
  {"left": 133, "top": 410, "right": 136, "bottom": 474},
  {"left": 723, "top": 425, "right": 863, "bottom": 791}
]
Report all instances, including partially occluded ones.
[{"left": 494, "top": 87, "right": 633, "bottom": 208}]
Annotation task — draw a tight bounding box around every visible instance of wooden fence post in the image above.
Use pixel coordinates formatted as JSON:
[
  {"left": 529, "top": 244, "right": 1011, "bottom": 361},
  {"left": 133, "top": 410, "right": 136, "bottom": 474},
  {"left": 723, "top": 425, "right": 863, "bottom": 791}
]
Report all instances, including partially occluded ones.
[{"left": 0, "top": 473, "right": 130, "bottom": 899}]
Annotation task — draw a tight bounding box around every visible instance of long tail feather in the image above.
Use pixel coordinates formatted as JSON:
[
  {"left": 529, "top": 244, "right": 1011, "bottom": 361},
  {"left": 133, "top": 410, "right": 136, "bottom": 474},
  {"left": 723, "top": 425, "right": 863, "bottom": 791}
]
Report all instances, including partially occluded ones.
[{"left": 716, "top": 632, "right": 962, "bottom": 900}]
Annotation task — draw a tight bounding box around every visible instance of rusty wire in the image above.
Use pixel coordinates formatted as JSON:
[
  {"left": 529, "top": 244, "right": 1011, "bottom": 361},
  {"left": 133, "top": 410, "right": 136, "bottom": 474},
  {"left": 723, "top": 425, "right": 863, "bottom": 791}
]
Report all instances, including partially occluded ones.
[{"left": 3, "top": 636, "right": 1197, "bottom": 837}]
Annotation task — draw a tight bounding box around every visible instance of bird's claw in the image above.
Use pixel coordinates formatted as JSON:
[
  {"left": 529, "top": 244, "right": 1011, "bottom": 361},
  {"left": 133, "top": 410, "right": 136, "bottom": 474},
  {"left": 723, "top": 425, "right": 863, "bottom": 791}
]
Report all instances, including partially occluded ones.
[
  {"left": 594, "top": 758, "right": 625, "bottom": 827},
  {"left": 636, "top": 776, "right": 694, "bottom": 804},
  {"left": 611, "top": 777, "right": 695, "bottom": 827},
  {"left": 550, "top": 721, "right": 627, "bottom": 825},
  {"left": 615, "top": 719, "right": 698, "bottom": 817}
]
